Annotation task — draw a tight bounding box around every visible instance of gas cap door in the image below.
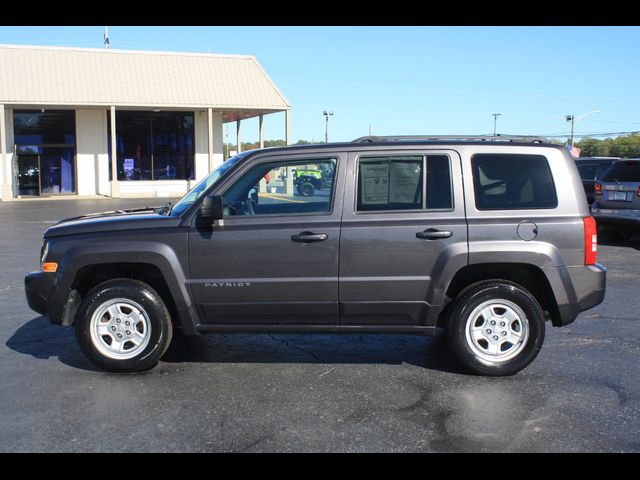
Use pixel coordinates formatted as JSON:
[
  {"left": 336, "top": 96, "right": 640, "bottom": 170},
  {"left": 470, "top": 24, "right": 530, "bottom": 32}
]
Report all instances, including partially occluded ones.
[{"left": 517, "top": 220, "right": 539, "bottom": 241}]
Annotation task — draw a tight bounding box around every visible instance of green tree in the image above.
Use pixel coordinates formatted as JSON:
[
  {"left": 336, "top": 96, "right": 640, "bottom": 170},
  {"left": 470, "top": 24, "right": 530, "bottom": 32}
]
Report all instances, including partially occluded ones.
[{"left": 575, "top": 134, "right": 640, "bottom": 158}]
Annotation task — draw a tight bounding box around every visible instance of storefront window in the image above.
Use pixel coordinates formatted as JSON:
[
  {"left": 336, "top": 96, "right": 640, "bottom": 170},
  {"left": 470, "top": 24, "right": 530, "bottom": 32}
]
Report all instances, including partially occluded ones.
[
  {"left": 108, "top": 111, "right": 195, "bottom": 181},
  {"left": 14, "top": 110, "right": 76, "bottom": 145}
]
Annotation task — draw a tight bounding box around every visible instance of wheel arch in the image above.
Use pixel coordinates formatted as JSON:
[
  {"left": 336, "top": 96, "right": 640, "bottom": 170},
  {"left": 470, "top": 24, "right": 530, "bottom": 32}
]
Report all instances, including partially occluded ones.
[
  {"left": 439, "top": 263, "right": 561, "bottom": 328},
  {"left": 70, "top": 263, "right": 178, "bottom": 326},
  {"left": 53, "top": 242, "right": 200, "bottom": 334}
]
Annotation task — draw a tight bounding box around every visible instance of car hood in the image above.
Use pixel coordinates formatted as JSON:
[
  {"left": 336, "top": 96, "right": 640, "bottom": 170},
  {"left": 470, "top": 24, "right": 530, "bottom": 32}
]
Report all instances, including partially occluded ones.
[{"left": 44, "top": 206, "right": 182, "bottom": 238}]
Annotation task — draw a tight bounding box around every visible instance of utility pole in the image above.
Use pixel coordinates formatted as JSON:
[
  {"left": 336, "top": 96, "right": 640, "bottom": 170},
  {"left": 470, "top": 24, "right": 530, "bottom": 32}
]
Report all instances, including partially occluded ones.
[
  {"left": 566, "top": 115, "right": 575, "bottom": 146},
  {"left": 323, "top": 111, "right": 333, "bottom": 143},
  {"left": 565, "top": 110, "right": 599, "bottom": 146},
  {"left": 492, "top": 113, "right": 501, "bottom": 137}
]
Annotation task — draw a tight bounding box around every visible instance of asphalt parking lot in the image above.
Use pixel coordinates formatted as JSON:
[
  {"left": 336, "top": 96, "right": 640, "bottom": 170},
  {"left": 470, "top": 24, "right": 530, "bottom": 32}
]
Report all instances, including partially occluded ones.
[{"left": 1, "top": 198, "right": 639, "bottom": 453}]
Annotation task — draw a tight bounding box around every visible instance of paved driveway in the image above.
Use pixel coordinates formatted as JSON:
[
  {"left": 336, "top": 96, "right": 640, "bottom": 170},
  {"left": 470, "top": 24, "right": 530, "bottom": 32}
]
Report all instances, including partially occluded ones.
[{"left": 0, "top": 198, "right": 638, "bottom": 452}]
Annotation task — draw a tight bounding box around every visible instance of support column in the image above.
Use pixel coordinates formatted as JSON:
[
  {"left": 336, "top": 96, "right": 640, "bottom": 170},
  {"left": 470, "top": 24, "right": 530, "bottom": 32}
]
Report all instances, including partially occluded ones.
[
  {"left": 236, "top": 119, "right": 242, "bottom": 153},
  {"left": 109, "top": 106, "right": 120, "bottom": 197},
  {"left": 0, "top": 104, "right": 11, "bottom": 201},
  {"left": 207, "top": 108, "right": 214, "bottom": 172},
  {"left": 259, "top": 114, "right": 264, "bottom": 149},
  {"left": 285, "top": 110, "right": 291, "bottom": 145}
]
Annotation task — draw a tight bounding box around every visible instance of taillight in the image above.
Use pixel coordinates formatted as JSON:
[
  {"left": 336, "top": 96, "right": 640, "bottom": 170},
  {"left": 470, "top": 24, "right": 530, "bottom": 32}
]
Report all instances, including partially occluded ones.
[
  {"left": 636, "top": 185, "right": 640, "bottom": 197},
  {"left": 594, "top": 182, "right": 602, "bottom": 195},
  {"left": 584, "top": 216, "right": 598, "bottom": 266}
]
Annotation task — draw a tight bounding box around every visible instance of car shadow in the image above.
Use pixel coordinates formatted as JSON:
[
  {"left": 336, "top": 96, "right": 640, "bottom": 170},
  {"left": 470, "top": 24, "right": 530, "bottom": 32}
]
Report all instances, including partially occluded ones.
[
  {"left": 5, "top": 316, "right": 101, "bottom": 371},
  {"left": 6, "top": 316, "right": 467, "bottom": 374},
  {"left": 162, "top": 329, "right": 467, "bottom": 374}
]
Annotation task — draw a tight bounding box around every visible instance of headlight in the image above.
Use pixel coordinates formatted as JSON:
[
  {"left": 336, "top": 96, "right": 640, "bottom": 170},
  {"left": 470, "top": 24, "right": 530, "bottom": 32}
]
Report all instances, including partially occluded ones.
[
  {"left": 40, "top": 240, "right": 58, "bottom": 272},
  {"left": 40, "top": 240, "right": 50, "bottom": 264}
]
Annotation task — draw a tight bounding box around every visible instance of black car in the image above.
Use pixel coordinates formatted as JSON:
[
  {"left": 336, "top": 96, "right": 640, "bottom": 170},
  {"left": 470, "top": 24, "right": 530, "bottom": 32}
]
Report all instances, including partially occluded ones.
[{"left": 575, "top": 157, "right": 620, "bottom": 204}]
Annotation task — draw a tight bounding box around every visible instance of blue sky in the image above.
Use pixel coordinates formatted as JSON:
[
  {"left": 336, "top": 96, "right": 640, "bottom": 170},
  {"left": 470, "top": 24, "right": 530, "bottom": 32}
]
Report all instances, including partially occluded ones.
[{"left": 1, "top": 26, "right": 639, "bottom": 144}]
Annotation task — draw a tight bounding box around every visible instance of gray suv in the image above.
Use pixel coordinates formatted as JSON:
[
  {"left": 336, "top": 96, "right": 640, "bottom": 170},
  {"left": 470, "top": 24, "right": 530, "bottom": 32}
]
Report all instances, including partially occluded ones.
[
  {"left": 591, "top": 159, "right": 640, "bottom": 238},
  {"left": 25, "top": 135, "right": 606, "bottom": 376}
]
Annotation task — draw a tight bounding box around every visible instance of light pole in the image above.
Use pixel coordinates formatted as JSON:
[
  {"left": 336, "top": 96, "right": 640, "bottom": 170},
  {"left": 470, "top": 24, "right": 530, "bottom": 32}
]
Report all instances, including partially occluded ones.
[
  {"left": 565, "top": 110, "right": 599, "bottom": 146},
  {"left": 492, "top": 113, "right": 502, "bottom": 137},
  {"left": 323, "top": 111, "right": 333, "bottom": 143}
]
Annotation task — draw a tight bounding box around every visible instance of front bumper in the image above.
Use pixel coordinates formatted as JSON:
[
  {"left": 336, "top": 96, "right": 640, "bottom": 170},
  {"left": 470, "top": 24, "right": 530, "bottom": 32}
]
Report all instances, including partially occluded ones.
[{"left": 24, "top": 271, "right": 54, "bottom": 316}]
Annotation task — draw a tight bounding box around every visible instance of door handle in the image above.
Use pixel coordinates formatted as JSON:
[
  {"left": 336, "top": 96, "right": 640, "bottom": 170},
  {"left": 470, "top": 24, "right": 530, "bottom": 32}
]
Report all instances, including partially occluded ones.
[
  {"left": 291, "top": 231, "right": 328, "bottom": 243},
  {"left": 416, "top": 228, "right": 453, "bottom": 240}
]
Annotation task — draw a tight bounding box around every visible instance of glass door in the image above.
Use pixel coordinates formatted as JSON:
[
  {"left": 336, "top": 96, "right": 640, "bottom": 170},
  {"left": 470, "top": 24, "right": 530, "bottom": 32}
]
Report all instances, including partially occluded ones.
[
  {"left": 39, "top": 146, "right": 75, "bottom": 194},
  {"left": 16, "top": 150, "right": 40, "bottom": 196},
  {"left": 15, "top": 145, "right": 75, "bottom": 196}
]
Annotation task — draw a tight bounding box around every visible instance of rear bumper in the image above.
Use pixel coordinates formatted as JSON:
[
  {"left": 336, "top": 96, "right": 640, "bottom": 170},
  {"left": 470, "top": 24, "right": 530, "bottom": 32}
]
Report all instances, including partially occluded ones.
[{"left": 554, "top": 263, "right": 606, "bottom": 327}]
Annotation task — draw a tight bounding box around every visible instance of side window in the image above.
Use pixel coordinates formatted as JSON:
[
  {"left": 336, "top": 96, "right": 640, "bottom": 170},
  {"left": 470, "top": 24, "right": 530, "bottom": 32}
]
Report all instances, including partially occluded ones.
[
  {"left": 357, "top": 156, "right": 422, "bottom": 211},
  {"left": 222, "top": 158, "right": 337, "bottom": 217},
  {"left": 426, "top": 155, "right": 453, "bottom": 209},
  {"left": 472, "top": 154, "right": 557, "bottom": 210},
  {"left": 356, "top": 155, "right": 452, "bottom": 211}
]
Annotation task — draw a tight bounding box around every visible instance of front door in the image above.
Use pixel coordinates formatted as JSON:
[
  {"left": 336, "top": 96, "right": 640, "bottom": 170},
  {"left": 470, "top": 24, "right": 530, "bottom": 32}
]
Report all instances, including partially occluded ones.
[
  {"left": 39, "top": 146, "right": 75, "bottom": 194},
  {"left": 339, "top": 149, "right": 468, "bottom": 328},
  {"left": 188, "top": 153, "right": 345, "bottom": 327},
  {"left": 15, "top": 145, "right": 75, "bottom": 196},
  {"left": 16, "top": 152, "right": 40, "bottom": 196}
]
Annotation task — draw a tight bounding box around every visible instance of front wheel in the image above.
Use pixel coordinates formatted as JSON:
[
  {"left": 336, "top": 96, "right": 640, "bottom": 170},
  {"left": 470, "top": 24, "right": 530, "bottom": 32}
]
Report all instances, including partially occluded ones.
[
  {"left": 75, "top": 279, "right": 173, "bottom": 372},
  {"left": 446, "top": 280, "right": 545, "bottom": 376}
]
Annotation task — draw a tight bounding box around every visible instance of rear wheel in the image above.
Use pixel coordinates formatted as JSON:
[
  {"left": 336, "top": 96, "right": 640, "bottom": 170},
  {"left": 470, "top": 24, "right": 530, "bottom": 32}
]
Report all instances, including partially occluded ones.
[
  {"left": 298, "top": 181, "right": 315, "bottom": 197},
  {"left": 75, "top": 279, "right": 173, "bottom": 372},
  {"left": 446, "top": 280, "right": 545, "bottom": 376}
]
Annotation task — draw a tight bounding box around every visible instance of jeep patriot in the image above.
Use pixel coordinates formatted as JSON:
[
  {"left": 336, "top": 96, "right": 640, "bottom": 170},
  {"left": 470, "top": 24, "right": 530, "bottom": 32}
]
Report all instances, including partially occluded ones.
[{"left": 25, "top": 135, "right": 606, "bottom": 375}]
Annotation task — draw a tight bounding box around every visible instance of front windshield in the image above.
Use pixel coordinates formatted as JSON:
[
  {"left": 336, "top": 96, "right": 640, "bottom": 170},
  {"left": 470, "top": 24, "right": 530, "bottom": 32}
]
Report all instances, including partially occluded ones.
[{"left": 169, "top": 153, "right": 246, "bottom": 216}]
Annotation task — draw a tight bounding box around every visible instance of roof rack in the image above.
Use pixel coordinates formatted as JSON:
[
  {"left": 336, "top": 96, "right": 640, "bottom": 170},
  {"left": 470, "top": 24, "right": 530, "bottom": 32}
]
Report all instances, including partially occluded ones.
[{"left": 352, "top": 135, "right": 548, "bottom": 144}]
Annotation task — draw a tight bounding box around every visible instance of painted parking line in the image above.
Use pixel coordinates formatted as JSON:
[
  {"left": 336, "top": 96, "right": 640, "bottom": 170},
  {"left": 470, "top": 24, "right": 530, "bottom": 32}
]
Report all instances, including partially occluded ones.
[{"left": 258, "top": 192, "right": 306, "bottom": 203}]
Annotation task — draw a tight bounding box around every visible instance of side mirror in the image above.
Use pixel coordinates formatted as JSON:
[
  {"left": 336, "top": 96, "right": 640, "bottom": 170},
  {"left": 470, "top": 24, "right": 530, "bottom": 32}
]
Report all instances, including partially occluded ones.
[{"left": 200, "top": 194, "right": 224, "bottom": 222}]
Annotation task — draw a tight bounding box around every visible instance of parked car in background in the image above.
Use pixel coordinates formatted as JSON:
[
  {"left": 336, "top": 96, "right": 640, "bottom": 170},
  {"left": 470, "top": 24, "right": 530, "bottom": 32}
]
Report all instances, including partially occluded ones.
[
  {"left": 591, "top": 159, "right": 640, "bottom": 239},
  {"left": 575, "top": 157, "right": 620, "bottom": 205}
]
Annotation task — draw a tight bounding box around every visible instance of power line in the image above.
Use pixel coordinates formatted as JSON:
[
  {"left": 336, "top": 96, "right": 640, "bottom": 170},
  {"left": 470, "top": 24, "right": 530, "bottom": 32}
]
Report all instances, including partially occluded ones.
[
  {"left": 537, "top": 131, "right": 640, "bottom": 138},
  {"left": 590, "top": 119, "right": 640, "bottom": 125}
]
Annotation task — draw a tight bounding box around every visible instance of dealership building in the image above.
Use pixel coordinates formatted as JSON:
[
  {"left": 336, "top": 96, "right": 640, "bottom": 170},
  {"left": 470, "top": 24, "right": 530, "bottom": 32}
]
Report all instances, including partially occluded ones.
[{"left": 0, "top": 44, "right": 291, "bottom": 201}]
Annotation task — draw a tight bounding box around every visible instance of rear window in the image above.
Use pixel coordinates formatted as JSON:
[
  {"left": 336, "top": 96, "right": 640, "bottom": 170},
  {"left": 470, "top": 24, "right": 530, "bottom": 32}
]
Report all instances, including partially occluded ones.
[
  {"left": 601, "top": 162, "right": 640, "bottom": 182},
  {"left": 578, "top": 164, "right": 597, "bottom": 180},
  {"left": 472, "top": 154, "right": 557, "bottom": 210}
]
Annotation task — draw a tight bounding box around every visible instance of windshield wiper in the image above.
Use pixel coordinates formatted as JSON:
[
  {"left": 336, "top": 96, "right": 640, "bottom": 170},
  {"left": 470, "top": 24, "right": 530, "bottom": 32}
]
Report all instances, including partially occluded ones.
[{"left": 155, "top": 201, "right": 173, "bottom": 216}]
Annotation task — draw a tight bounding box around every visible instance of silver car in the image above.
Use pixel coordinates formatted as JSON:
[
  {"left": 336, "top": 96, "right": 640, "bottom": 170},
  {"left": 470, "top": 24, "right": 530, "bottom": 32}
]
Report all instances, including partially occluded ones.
[{"left": 591, "top": 159, "right": 640, "bottom": 238}]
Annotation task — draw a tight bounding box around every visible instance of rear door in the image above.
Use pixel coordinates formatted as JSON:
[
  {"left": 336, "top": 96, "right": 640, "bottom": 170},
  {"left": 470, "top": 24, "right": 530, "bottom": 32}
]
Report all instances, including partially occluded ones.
[{"left": 338, "top": 149, "right": 468, "bottom": 330}]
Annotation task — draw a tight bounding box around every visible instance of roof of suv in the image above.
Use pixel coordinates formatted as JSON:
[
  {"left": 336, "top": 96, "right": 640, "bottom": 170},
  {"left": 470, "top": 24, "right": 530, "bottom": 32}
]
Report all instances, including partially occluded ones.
[
  {"left": 245, "top": 135, "right": 569, "bottom": 157},
  {"left": 351, "top": 135, "right": 550, "bottom": 143}
]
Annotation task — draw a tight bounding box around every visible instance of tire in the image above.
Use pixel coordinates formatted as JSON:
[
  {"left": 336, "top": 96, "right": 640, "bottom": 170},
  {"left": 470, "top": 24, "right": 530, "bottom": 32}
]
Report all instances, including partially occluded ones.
[
  {"left": 446, "top": 280, "right": 545, "bottom": 376},
  {"left": 75, "top": 279, "right": 173, "bottom": 373},
  {"left": 298, "top": 182, "right": 315, "bottom": 197}
]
